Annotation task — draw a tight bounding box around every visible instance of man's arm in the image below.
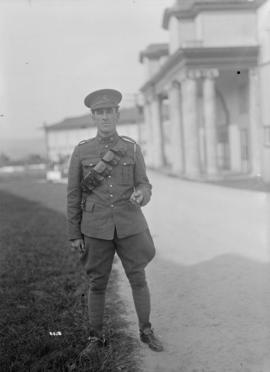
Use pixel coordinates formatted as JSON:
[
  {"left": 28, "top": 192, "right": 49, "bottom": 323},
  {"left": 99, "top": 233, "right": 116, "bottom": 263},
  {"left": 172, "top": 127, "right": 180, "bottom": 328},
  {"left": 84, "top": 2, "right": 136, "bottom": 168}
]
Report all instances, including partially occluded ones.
[
  {"left": 67, "top": 145, "right": 83, "bottom": 240},
  {"left": 132, "top": 144, "right": 152, "bottom": 207}
]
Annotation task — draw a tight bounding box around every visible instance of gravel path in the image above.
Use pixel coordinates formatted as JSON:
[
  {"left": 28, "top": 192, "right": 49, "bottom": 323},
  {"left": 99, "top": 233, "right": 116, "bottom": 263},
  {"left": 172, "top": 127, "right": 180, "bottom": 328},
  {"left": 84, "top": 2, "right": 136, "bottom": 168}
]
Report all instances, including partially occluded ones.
[{"left": 1, "top": 174, "right": 270, "bottom": 372}]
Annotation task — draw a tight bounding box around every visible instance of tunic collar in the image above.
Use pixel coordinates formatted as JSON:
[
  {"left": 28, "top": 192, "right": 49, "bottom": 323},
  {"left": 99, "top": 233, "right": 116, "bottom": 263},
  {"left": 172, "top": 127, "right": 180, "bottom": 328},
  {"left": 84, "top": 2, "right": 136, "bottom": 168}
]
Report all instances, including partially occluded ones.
[{"left": 96, "top": 132, "right": 119, "bottom": 145}]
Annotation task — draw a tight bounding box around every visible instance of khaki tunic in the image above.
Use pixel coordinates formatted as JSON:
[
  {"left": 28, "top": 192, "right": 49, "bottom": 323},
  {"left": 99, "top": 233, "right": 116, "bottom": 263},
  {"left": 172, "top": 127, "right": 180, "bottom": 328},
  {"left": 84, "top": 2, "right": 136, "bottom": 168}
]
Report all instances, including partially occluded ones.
[{"left": 67, "top": 132, "right": 152, "bottom": 240}]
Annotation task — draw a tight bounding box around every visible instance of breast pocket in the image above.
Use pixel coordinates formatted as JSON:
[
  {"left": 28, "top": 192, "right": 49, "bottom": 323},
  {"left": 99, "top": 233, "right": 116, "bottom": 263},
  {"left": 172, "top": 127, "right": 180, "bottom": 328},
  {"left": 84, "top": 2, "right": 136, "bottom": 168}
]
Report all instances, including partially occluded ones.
[
  {"left": 81, "top": 158, "right": 100, "bottom": 177},
  {"left": 119, "top": 158, "right": 134, "bottom": 185}
]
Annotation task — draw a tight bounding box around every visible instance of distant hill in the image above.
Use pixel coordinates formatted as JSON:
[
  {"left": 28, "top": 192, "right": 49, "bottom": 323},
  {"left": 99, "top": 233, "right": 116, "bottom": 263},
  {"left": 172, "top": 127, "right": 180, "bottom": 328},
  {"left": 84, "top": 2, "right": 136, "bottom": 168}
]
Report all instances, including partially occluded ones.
[{"left": 0, "top": 137, "right": 46, "bottom": 160}]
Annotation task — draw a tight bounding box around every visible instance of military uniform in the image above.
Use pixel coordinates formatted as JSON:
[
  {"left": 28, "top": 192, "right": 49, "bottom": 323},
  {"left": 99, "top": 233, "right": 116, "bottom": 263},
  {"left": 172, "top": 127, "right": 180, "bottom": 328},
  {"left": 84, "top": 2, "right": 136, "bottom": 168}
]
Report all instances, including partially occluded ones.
[
  {"left": 67, "top": 89, "right": 163, "bottom": 352},
  {"left": 67, "top": 133, "right": 151, "bottom": 240}
]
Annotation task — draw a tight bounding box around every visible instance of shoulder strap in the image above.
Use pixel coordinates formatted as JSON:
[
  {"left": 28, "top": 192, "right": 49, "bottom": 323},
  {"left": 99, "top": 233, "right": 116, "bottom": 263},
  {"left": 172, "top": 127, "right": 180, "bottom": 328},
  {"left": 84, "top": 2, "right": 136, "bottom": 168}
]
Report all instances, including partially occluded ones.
[
  {"left": 120, "top": 135, "right": 137, "bottom": 162},
  {"left": 78, "top": 137, "right": 94, "bottom": 146},
  {"left": 78, "top": 139, "right": 89, "bottom": 146},
  {"left": 120, "top": 135, "right": 136, "bottom": 144}
]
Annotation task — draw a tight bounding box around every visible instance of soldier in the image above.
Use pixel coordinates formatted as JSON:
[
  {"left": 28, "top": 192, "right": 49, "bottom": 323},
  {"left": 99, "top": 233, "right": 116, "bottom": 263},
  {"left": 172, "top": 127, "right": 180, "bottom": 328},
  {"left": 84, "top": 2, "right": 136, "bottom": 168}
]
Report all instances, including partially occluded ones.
[{"left": 67, "top": 88, "right": 163, "bottom": 354}]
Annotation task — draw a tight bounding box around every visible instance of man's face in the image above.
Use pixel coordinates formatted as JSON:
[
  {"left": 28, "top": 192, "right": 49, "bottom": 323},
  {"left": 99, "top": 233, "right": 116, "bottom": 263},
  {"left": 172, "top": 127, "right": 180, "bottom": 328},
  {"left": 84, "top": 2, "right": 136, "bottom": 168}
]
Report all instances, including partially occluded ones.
[{"left": 91, "top": 107, "right": 119, "bottom": 137}]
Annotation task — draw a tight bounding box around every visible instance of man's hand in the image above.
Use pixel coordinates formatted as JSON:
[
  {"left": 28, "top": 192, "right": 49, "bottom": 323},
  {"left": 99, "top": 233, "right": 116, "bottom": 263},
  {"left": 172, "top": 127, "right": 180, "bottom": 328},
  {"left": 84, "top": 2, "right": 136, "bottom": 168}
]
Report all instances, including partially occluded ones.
[
  {"left": 70, "top": 238, "right": 85, "bottom": 255},
  {"left": 130, "top": 189, "right": 144, "bottom": 206}
]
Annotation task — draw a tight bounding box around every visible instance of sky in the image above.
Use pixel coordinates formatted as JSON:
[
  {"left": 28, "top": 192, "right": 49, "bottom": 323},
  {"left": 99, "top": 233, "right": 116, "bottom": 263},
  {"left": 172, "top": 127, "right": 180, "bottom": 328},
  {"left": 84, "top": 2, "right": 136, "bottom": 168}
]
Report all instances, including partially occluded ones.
[{"left": 0, "top": 0, "right": 173, "bottom": 146}]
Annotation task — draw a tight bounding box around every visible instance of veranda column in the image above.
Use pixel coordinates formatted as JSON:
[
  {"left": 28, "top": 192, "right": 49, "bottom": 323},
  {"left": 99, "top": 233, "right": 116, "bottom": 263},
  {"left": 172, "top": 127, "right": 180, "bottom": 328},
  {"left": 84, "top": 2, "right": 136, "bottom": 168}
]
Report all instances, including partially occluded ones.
[
  {"left": 150, "top": 95, "right": 164, "bottom": 168},
  {"left": 182, "top": 70, "right": 200, "bottom": 178},
  {"left": 168, "top": 81, "right": 184, "bottom": 175},
  {"left": 203, "top": 69, "right": 219, "bottom": 177},
  {"left": 249, "top": 68, "right": 262, "bottom": 176},
  {"left": 143, "top": 100, "right": 154, "bottom": 167}
]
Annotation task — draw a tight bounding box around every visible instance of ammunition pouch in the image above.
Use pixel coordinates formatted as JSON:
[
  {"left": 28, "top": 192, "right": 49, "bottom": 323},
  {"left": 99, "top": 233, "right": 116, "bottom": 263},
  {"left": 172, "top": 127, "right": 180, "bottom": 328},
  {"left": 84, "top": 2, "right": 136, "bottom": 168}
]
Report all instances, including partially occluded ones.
[
  {"left": 81, "top": 147, "right": 126, "bottom": 193},
  {"left": 102, "top": 150, "right": 121, "bottom": 166}
]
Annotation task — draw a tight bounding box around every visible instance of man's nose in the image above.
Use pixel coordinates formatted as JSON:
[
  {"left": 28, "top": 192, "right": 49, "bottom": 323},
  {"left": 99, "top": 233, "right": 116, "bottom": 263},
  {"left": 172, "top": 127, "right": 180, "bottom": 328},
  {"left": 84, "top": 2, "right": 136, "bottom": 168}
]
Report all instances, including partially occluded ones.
[{"left": 102, "top": 111, "right": 108, "bottom": 120}]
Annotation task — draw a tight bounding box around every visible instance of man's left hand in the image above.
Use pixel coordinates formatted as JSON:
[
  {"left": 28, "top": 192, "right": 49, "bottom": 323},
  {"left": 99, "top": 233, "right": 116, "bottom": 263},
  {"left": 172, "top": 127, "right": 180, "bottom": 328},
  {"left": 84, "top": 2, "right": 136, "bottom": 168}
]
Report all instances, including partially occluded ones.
[{"left": 130, "top": 189, "right": 144, "bottom": 205}]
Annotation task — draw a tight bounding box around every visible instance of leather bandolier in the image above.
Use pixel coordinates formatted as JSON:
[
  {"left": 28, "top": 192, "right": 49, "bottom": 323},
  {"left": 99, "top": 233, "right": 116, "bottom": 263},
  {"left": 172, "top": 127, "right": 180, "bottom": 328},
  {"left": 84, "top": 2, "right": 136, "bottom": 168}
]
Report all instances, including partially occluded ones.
[{"left": 81, "top": 146, "right": 126, "bottom": 194}]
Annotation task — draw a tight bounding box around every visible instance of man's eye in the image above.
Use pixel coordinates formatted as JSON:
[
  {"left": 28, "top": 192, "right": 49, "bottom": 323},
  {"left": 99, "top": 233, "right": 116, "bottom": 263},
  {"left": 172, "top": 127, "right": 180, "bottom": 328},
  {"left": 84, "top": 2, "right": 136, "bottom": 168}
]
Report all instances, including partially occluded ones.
[{"left": 94, "top": 108, "right": 113, "bottom": 115}]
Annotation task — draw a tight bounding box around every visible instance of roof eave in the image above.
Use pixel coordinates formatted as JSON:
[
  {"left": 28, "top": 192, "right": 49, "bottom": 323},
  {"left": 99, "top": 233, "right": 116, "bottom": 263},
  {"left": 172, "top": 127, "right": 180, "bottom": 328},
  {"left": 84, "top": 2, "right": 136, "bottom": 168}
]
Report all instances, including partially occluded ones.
[
  {"left": 140, "top": 45, "right": 259, "bottom": 93},
  {"left": 139, "top": 44, "right": 169, "bottom": 63},
  {"left": 162, "top": 0, "right": 264, "bottom": 30}
]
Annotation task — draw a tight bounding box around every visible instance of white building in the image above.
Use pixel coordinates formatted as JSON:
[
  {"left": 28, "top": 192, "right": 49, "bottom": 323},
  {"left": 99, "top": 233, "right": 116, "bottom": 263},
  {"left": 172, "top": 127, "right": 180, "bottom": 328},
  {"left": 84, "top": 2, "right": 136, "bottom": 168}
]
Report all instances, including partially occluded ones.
[
  {"left": 139, "top": 0, "right": 270, "bottom": 182},
  {"left": 44, "top": 107, "right": 144, "bottom": 164}
]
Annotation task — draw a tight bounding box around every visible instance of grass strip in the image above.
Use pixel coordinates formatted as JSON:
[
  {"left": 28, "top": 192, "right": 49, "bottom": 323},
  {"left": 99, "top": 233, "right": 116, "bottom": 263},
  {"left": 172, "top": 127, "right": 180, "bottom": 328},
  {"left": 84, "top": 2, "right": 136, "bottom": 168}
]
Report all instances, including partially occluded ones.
[{"left": 0, "top": 190, "right": 140, "bottom": 372}]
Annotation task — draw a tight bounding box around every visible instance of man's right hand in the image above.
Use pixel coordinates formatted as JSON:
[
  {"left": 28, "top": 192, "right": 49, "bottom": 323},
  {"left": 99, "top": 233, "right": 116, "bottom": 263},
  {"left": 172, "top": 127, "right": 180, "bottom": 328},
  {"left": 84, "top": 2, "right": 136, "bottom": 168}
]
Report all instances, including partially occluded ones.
[{"left": 70, "top": 238, "right": 85, "bottom": 255}]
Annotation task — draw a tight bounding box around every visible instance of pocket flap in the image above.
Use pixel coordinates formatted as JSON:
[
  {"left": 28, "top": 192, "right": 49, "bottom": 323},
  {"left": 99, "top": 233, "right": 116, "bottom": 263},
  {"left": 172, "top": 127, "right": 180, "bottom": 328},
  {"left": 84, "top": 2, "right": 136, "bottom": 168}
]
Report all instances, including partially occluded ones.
[
  {"left": 121, "top": 158, "right": 135, "bottom": 166},
  {"left": 81, "top": 158, "right": 100, "bottom": 167}
]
